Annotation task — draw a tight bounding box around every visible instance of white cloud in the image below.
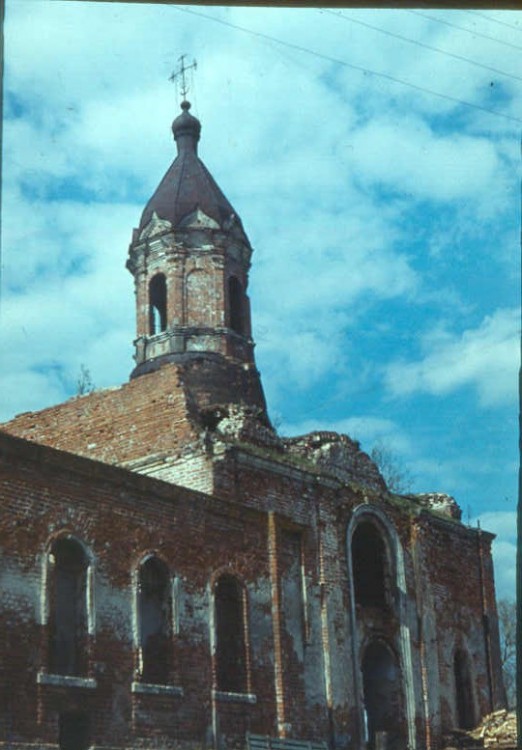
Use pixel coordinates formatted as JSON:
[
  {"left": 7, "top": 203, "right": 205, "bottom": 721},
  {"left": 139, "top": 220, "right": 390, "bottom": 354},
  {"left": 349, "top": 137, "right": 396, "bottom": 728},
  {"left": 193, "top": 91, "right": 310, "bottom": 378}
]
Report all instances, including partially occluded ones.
[
  {"left": 349, "top": 116, "right": 503, "bottom": 204},
  {"left": 0, "top": 370, "right": 67, "bottom": 421},
  {"left": 281, "top": 414, "right": 411, "bottom": 453},
  {"left": 0, "top": 197, "right": 137, "bottom": 421},
  {"left": 478, "top": 510, "right": 518, "bottom": 541},
  {"left": 2, "top": 195, "right": 139, "bottom": 287},
  {"left": 253, "top": 231, "right": 417, "bottom": 319},
  {"left": 260, "top": 325, "right": 345, "bottom": 391},
  {"left": 384, "top": 308, "right": 519, "bottom": 407},
  {"left": 474, "top": 511, "right": 517, "bottom": 602},
  {"left": 246, "top": 194, "right": 419, "bottom": 401}
]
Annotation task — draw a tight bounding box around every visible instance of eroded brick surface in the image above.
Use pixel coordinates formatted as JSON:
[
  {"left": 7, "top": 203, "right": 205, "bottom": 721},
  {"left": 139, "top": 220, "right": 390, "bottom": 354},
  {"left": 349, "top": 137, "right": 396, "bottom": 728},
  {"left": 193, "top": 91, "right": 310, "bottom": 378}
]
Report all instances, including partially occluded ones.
[{"left": 0, "top": 420, "right": 505, "bottom": 750}]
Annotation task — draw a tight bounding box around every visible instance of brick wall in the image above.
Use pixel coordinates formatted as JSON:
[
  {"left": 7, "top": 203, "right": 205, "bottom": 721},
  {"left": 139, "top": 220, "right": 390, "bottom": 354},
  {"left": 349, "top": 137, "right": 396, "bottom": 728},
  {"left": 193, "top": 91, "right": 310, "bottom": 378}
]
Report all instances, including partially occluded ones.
[
  {"left": 0, "top": 427, "right": 504, "bottom": 750},
  {"left": 0, "top": 433, "right": 277, "bottom": 749}
]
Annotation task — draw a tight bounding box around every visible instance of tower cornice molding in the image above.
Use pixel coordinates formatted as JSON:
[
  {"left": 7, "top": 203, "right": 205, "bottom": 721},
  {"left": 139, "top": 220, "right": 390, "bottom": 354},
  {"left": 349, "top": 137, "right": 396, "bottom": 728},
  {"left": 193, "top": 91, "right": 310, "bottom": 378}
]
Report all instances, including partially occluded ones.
[{"left": 129, "top": 236, "right": 252, "bottom": 269}]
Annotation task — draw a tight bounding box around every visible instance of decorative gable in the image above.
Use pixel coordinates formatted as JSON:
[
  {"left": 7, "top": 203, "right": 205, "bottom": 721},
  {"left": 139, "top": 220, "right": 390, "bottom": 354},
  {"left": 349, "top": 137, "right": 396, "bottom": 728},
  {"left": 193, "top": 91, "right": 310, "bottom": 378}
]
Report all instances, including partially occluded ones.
[
  {"left": 139, "top": 211, "right": 173, "bottom": 240},
  {"left": 179, "top": 207, "right": 221, "bottom": 230}
]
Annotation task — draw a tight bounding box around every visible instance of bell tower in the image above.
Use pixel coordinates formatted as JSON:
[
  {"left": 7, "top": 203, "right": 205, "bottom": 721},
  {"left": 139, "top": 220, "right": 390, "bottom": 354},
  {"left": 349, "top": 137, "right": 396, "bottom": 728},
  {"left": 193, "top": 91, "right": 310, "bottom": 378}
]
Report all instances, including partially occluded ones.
[{"left": 126, "top": 96, "right": 267, "bottom": 416}]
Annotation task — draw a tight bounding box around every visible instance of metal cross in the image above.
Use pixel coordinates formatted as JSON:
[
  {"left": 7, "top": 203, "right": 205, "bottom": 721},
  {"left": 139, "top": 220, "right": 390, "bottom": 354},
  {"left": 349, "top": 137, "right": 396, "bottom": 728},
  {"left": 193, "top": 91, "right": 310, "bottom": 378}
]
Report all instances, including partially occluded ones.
[{"left": 169, "top": 55, "right": 197, "bottom": 101}]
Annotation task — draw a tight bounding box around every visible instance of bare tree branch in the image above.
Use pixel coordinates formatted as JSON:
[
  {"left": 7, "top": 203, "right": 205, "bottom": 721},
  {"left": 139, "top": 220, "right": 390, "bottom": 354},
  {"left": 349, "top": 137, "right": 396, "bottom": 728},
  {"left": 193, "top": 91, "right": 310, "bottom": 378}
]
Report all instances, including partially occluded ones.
[{"left": 370, "top": 440, "right": 413, "bottom": 494}]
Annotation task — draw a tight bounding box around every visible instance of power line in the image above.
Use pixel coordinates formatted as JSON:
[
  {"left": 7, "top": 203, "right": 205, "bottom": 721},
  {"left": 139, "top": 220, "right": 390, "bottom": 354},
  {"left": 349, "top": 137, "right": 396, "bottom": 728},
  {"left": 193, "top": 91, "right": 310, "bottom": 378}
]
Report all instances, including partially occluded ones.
[
  {"left": 173, "top": 6, "right": 522, "bottom": 126},
  {"left": 463, "top": 9, "right": 522, "bottom": 34},
  {"left": 322, "top": 9, "right": 522, "bottom": 86},
  {"left": 408, "top": 10, "right": 522, "bottom": 53}
]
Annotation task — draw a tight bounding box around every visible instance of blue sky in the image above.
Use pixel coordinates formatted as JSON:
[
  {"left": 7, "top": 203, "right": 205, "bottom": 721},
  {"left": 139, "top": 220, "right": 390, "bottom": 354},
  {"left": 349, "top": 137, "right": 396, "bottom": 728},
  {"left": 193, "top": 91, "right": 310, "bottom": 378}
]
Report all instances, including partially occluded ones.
[{"left": 1, "top": 2, "right": 519, "bottom": 601}]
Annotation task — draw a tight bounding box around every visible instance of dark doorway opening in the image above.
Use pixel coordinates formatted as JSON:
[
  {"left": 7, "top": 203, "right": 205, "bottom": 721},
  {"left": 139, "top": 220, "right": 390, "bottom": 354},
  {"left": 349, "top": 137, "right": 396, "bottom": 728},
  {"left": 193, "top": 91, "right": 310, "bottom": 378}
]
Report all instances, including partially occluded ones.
[
  {"left": 454, "top": 649, "right": 475, "bottom": 729},
  {"left": 59, "top": 710, "right": 90, "bottom": 750},
  {"left": 362, "top": 641, "right": 403, "bottom": 750}
]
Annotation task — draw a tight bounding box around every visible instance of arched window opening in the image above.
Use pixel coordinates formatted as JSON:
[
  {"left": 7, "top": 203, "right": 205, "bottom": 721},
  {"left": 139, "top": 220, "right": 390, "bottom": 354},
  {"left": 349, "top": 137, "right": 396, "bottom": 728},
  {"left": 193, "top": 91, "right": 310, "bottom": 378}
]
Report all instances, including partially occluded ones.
[
  {"left": 362, "top": 641, "right": 402, "bottom": 750},
  {"left": 215, "top": 574, "right": 247, "bottom": 693},
  {"left": 228, "top": 276, "right": 244, "bottom": 335},
  {"left": 59, "top": 711, "right": 91, "bottom": 750},
  {"left": 454, "top": 649, "right": 475, "bottom": 729},
  {"left": 149, "top": 274, "right": 167, "bottom": 335},
  {"left": 352, "top": 521, "right": 388, "bottom": 608},
  {"left": 138, "top": 557, "right": 172, "bottom": 684},
  {"left": 48, "top": 538, "right": 89, "bottom": 676}
]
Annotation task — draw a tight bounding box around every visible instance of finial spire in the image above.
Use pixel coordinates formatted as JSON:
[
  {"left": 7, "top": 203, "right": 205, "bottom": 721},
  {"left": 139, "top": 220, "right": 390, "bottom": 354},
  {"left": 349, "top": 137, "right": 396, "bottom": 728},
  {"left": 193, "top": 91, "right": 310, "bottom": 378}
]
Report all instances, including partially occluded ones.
[{"left": 169, "top": 55, "right": 197, "bottom": 105}]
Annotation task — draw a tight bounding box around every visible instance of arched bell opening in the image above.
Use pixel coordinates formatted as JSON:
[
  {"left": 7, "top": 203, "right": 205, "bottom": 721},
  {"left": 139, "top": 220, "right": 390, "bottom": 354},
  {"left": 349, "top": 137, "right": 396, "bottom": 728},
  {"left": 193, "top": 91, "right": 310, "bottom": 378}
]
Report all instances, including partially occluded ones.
[
  {"left": 149, "top": 273, "right": 167, "bottom": 335},
  {"left": 228, "top": 276, "right": 244, "bottom": 336}
]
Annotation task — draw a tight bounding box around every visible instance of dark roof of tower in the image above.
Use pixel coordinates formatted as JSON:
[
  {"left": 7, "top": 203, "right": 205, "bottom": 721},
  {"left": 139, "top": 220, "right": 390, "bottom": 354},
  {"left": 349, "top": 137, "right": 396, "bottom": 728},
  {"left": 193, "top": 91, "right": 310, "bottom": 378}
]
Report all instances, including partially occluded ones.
[{"left": 139, "top": 101, "right": 245, "bottom": 235}]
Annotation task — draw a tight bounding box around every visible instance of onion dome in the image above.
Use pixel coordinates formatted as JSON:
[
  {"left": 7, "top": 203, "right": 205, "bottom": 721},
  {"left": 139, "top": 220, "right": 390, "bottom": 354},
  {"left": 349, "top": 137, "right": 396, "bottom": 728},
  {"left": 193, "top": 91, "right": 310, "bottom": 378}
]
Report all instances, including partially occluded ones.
[
  {"left": 172, "top": 99, "right": 201, "bottom": 145},
  {"left": 139, "top": 101, "right": 245, "bottom": 235}
]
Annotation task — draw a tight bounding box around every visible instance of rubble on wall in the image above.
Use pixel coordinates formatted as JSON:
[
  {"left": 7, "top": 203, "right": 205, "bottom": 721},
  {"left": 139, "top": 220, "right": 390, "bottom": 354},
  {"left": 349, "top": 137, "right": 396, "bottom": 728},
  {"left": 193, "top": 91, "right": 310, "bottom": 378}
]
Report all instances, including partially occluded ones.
[
  {"left": 472, "top": 710, "right": 517, "bottom": 748},
  {"left": 407, "top": 492, "right": 462, "bottom": 520},
  {"left": 200, "top": 403, "right": 282, "bottom": 449},
  {"left": 442, "top": 710, "right": 517, "bottom": 750}
]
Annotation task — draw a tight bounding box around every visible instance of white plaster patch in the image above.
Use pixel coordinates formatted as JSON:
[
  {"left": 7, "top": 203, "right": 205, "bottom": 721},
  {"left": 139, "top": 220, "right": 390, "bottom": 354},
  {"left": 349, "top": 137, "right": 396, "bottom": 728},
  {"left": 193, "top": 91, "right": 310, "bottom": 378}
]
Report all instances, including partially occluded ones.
[
  {"left": 131, "top": 682, "right": 183, "bottom": 696},
  {"left": 0, "top": 555, "right": 39, "bottom": 622},
  {"left": 37, "top": 671, "right": 97, "bottom": 688},
  {"left": 96, "top": 574, "right": 134, "bottom": 641}
]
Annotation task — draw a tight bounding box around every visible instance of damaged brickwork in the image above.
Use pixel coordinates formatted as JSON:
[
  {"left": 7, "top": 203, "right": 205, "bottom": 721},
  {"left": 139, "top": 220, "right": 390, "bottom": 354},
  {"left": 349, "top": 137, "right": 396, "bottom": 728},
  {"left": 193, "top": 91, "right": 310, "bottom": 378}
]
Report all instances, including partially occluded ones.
[{"left": 0, "top": 99, "right": 506, "bottom": 750}]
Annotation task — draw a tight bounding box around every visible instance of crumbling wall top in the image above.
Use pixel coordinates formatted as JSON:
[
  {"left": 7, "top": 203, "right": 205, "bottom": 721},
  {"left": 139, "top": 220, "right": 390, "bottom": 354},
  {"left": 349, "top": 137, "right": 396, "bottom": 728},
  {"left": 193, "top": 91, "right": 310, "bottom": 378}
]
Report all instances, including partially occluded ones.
[
  {"left": 282, "top": 431, "right": 387, "bottom": 493},
  {"left": 406, "top": 492, "right": 462, "bottom": 521}
]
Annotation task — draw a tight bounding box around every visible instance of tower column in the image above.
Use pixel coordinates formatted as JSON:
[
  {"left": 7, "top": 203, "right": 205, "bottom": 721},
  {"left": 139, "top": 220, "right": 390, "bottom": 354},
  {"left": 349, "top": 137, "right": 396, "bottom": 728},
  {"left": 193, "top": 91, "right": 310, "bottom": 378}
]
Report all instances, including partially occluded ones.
[
  {"left": 136, "top": 269, "right": 149, "bottom": 339},
  {"left": 164, "top": 248, "right": 184, "bottom": 327}
]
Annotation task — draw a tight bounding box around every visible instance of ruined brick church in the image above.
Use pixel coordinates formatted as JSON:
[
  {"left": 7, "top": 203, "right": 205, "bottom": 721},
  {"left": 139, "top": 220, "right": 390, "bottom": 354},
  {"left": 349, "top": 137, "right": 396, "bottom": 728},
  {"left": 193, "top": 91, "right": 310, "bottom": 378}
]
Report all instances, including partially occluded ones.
[{"left": 0, "top": 97, "right": 505, "bottom": 750}]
